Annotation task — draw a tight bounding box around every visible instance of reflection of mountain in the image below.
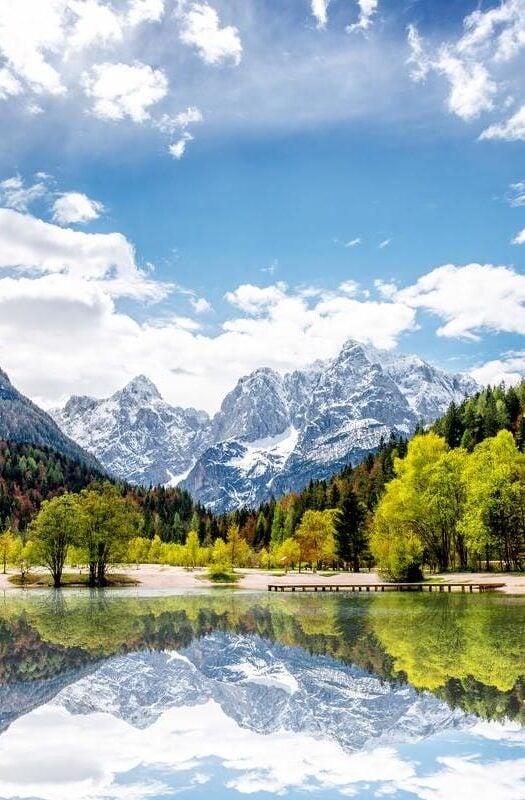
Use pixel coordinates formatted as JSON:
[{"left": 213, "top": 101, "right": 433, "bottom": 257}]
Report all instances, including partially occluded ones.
[
  {"left": 0, "top": 592, "right": 523, "bottom": 735},
  {"left": 57, "top": 634, "right": 470, "bottom": 751}
]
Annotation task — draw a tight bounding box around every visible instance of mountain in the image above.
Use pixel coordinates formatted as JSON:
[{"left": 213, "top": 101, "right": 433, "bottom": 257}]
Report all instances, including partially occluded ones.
[
  {"left": 0, "top": 368, "right": 101, "bottom": 471},
  {"left": 51, "top": 375, "right": 210, "bottom": 485},
  {"left": 51, "top": 340, "right": 478, "bottom": 510},
  {"left": 56, "top": 633, "right": 470, "bottom": 748},
  {"left": 181, "top": 340, "right": 477, "bottom": 509}
]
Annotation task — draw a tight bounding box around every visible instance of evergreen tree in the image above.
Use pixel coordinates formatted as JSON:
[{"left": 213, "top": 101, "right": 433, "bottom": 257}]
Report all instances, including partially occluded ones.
[{"left": 334, "top": 491, "right": 366, "bottom": 571}]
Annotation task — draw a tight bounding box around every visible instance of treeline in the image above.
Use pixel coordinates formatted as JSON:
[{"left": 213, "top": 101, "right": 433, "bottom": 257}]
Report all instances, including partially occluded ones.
[{"left": 434, "top": 381, "right": 525, "bottom": 451}]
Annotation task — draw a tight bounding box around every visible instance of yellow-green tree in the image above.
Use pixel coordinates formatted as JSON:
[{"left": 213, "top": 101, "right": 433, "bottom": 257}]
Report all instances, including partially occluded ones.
[
  {"left": 76, "top": 483, "right": 142, "bottom": 586},
  {"left": 276, "top": 538, "right": 300, "bottom": 572},
  {"left": 459, "top": 430, "right": 525, "bottom": 570},
  {"left": 295, "top": 510, "right": 336, "bottom": 570},
  {"left": 0, "top": 527, "right": 14, "bottom": 574},
  {"left": 370, "top": 433, "right": 468, "bottom": 577},
  {"left": 31, "top": 493, "right": 82, "bottom": 587}
]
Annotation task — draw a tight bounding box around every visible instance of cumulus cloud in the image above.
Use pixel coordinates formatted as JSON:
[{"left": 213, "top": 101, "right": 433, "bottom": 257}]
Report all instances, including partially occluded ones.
[
  {"left": 127, "top": 0, "right": 164, "bottom": 27},
  {"left": 0, "top": 207, "right": 166, "bottom": 300},
  {"left": 190, "top": 296, "right": 212, "bottom": 313},
  {"left": 311, "top": 0, "right": 330, "bottom": 29},
  {"left": 52, "top": 192, "right": 105, "bottom": 225},
  {"left": 392, "top": 263, "right": 525, "bottom": 340},
  {"left": 177, "top": 2, "right": 242, "bottom": 66},
  {"left": 407, "top": 1, "right": 525, "bottom": 126},
  {"left": 82, "top": 61, "right": 168, "bottom": 122},
  {"left": 471, "top": 350, "right": 525, "bottom": 387},
  {"left": 169, "top": 132, "right": 193, "bottom": 158},
  {"left": 513, "top": 228, "right": 525, "bottom": 244},
  {"left": 0, "top": 174, "right": 47, "bottom": 211},
  {"left": 67, "top": 0, "right": 123, "bottom": 53}
]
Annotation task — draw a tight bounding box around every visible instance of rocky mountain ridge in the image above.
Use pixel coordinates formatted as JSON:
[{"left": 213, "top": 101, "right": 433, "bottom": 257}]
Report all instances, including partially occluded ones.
[{"left": 50, "top": 339, "right": 478, "bottom": 509}]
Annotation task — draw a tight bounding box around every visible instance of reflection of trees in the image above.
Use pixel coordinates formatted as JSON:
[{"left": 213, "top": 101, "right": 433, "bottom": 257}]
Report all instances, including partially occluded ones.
[{"left": 0, "top": 592, "right": 523, "bottom": 723}]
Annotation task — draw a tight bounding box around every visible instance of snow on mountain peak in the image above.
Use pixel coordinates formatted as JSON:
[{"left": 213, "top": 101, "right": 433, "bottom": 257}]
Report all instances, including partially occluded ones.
[{"left": 52, "top": 340, "right": 479, "bottom": 510}]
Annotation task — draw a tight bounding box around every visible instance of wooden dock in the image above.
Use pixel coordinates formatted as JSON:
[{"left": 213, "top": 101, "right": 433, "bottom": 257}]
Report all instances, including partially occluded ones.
[{"left": 268, "top": 582, "right": 506, "bottom": 594}]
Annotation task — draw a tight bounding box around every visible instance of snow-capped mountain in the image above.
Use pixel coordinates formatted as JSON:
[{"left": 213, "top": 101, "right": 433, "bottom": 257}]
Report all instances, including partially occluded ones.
[
  {"left": 51, "top": 375, "right": 210, "bottom": 485},
  {"left": 56, "top": 633, "right": 470, "bottom": 748},
  {"left": 181, "top": 340, "right": 477, "bottom": 509},
  {"left": 51, "top": 339, "right": 478, "bottom": 509}
]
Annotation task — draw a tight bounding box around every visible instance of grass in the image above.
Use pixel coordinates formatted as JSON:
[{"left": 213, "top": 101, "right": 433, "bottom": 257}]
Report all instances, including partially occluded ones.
[{"left": 8, "top": 572, "right": 139, "bottom": 587}]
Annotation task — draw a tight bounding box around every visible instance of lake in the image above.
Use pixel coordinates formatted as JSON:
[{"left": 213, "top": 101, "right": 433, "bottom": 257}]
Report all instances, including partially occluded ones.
[{"left": 0, "top": 589, "right": 523, "bottom": 800}]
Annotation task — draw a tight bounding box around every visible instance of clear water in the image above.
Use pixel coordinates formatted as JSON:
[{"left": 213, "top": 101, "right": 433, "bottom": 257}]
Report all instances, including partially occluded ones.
[{"left": 0, "top": 588, "right": 523, "bottom": 800}]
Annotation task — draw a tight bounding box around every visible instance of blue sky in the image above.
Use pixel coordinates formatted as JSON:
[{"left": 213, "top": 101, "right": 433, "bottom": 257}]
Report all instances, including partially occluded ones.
[{"left": 1, "top": 0, "right": 525, "bottom": 411}]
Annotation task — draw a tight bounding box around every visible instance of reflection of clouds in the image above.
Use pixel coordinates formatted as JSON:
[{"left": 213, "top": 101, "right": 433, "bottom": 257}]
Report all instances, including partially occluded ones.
[
  {"left": 402, "top": 755, "right": 525, "bottom": 800},
  {"left": 1, "top": 697, "right": 524, "bottom": 800},
  {"left": 0, "top": 700, "right": 414, "bottom": 800}
]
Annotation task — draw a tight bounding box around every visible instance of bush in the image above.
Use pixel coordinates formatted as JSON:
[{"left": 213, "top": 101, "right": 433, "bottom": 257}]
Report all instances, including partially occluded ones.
[{"left": 206, "top": 563, "right": 239, "bottom": 583}]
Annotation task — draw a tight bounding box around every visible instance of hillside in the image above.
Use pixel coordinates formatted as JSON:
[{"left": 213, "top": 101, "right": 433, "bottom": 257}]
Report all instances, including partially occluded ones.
[{"left": 0, "top": 369, "right": 101, "bottom": 472}]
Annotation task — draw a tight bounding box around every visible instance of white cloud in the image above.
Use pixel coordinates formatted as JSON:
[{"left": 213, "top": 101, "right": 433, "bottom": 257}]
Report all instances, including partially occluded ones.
[
  {"left": 0, "top": 174, "right": 47, "bottom": 211},
  {"left": 82, "top": 61, "right": 168, "bottom": 122},
  {"left": 311, "top": 0, "right": 329, "bottom": 29},
  {"left": 169, "top": 132, "right": 193, "bottom": 158},
  {"left": 224, "top": 282, "right": 288, "bottom": 313},
  {"left": 513, "top": 228, "right": 525, "bottom": 244},
  {"left": 345, "top": 237, "right": 361, "bottom": 247},
  {"left": 67, "top": 0, "right": 123, "bottom": 53},
  {"left": 52, "top": 192, "right": 105, "bottom": 225},
  {"left": 191, "top": 296, "right": 212, "bottom": 313},
  {"left": 471, "top": 350, "right": 525, "bottom": 387},
  {"left": 127, "top": 0, "right": 164, "bottom": 27},
  {"left": 177, "top": 2, "right": 242, "bottom": 66},
  {"left": 509, "top": 180, "right": 525, "bottom": 206},
  {"left": 379, "top": 238, "right": 391, "bottom": 248},
  {"left": 406, "top": 1, "right": 525, "bottom": 126},
  {"left": 0, "top": 66, "right": 22, "bottom": 99},
  {"left": 480, "top": 103, "right": 525, "bottom": 141},
  {"left": 0, "top": 0, "right": 67, "bottom": 96},
  {"left": 393, "top": 262, "right": 525, "bottom": 340},
  {"left": 347, "top": 0, "right": 378, "bottom": 34},
  {"left": 0, "top": 207, "right": 166, "bottom": 300}
]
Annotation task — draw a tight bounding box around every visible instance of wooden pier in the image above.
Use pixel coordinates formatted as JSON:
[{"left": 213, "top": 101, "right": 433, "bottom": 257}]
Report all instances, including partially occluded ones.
[{"left": 268, "top": 582, "right": 506, "bottom": 594}]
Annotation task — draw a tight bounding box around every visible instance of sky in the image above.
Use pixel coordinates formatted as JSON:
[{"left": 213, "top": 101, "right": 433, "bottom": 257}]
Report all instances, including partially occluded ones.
[{"left": 1, "top": 0, "right": 525, "bottom": 412}]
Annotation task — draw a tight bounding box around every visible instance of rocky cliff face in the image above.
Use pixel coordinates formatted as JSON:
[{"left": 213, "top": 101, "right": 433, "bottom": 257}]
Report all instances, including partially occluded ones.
[{"left": 51, "top": 340, "right": 478, "bottom": 509}]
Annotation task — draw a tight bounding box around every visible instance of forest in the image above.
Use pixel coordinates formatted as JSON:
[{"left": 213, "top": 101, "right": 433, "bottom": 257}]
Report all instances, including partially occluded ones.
[{"left": 1, "top": 381, "right": 525, "bottom": 584}]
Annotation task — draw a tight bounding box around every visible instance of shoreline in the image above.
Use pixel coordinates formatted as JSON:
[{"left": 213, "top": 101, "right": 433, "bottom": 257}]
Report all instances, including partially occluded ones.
[{"left": 1, "top": 565, "right": 525, "bottom": 594}]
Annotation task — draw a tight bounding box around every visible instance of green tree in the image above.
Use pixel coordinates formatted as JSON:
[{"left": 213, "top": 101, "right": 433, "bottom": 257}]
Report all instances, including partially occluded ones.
[
  {"left": 77, "top": 483, "right": 142, "bottom": 586},
  {"left": 31, "top": 493, "right": 82, "bottom": 587},
  {"left": 334, "top": 491, "right": 366, "bottom": 571}
]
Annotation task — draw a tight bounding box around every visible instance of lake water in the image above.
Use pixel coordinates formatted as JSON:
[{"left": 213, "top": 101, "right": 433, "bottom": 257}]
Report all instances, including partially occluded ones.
[{"left": 0, "top": 589, "right": 523, "bottom": 800}]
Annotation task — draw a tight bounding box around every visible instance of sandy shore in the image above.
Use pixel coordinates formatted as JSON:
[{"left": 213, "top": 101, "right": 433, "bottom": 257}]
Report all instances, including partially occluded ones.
[{"left": 1, "top": 564, "right": 524, "bottom": 594}]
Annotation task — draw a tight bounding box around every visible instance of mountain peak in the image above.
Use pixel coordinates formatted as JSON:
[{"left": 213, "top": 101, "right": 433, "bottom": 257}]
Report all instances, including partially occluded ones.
[{"left": 118, "top": 375, "right": 162, "bottom": 403}]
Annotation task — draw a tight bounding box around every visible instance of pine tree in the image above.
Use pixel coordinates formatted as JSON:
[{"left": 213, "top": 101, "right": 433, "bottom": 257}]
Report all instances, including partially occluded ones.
[{"left": 334, "top": 491, "right": 366, "bottom": 572}]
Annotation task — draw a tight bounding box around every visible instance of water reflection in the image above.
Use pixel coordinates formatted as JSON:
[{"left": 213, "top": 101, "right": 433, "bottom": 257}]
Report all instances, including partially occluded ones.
[{"left": 0, "top": 590, "right": 523, "bottom": 799}]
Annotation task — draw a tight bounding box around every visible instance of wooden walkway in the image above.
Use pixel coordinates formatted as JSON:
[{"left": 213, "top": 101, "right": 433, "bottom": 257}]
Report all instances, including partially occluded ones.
[{"left": 268, "top": 582, "right": 506, "bottom": 594}]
